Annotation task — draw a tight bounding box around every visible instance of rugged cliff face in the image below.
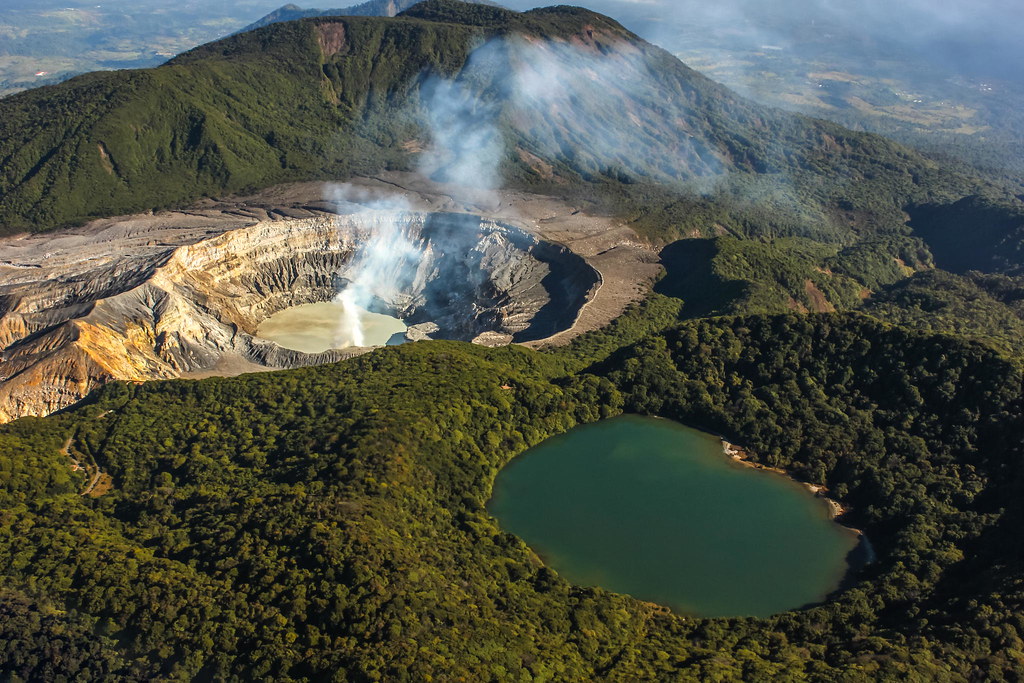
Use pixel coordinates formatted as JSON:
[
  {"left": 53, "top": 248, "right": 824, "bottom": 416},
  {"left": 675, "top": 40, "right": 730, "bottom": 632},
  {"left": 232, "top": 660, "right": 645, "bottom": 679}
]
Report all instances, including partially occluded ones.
[
  {"left": 0, "top": 208, "right": 598, "bottom": 422},
  {"left": 343, "top": 212, "right": 598, "bottom": 343}
]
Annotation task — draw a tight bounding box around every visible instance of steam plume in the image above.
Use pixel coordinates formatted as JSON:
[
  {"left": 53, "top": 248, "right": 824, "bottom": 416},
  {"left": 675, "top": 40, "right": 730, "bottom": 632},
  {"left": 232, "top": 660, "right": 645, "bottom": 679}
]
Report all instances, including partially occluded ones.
[
  {"left": 326, "top": 185, "right": 420, "bottom": 348},
  {"left": 418, "top": 73, "right": 503, "bottom": 190},
  {"left": 325, "top": 32, "right": 736, "bottom": 345}
]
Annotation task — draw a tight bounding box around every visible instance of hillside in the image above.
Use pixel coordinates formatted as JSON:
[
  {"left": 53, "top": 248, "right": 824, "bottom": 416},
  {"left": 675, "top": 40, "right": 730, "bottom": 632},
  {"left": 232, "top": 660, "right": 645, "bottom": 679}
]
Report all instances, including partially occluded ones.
[
  {"left": 0, "top": 0, "right": 1007, "bottom": 247},
  {"left": 3, "top": 3, "right": 1024, "bottom": 678},
  {"left": 238, "top": 0, "right": 502, "bottom": 34},
  {"left": 1, "top": 312, "right": 1022, "bottom": 679}
]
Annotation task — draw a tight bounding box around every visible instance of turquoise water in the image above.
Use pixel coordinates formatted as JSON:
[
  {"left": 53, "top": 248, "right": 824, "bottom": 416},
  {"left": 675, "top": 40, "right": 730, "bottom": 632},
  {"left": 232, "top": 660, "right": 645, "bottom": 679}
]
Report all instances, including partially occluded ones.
[{"left": 488, "top": 415, "right": 860, "bottom": 618}]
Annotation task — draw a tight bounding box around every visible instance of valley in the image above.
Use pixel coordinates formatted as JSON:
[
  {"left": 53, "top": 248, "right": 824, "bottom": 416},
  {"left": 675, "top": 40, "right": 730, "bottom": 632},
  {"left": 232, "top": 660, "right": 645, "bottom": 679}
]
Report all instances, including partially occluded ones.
[{"left": 0, "top": 0, "right": 282, "bottom": 97}]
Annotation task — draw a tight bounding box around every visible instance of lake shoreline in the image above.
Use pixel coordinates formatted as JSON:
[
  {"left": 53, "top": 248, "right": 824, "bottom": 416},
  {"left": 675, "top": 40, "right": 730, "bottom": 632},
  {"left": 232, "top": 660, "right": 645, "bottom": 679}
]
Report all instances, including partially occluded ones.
[
  {"left": 721, "top": 439, "right": 869, "bottom": 536},
  {"left": 721, "top": 438, "right": 877, "bottom": 586},
  {"left": 492, "top": 415, "right": 866, "bottom": 617}
]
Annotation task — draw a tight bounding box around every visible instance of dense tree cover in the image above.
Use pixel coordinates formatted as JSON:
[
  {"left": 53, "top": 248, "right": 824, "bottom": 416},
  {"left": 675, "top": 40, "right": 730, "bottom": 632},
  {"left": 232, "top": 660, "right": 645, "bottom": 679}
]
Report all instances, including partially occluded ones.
[
  {"left": 862, "top": 270, "right": 1024, "bottom": 358},
  {"left": 599, "top": 313, "right": 1024, "bottom": 679},
  {"left": 655, "top": 235, "right": 932, "bottom": 320},
  {"left": 0, "top": 419, "right": 80, "bottom": 508},
  {"left": 650, "top": 225, "right": 1024, "bottom": 362},
  {"left": 0, "top": 344, "right": 631, "bottom": 681},
  {"left": 650, "top": 226, "right": 1024, "bottom": 360},
  {"left": 0, "top": 311, "right": 1022, "bottom": 680}
]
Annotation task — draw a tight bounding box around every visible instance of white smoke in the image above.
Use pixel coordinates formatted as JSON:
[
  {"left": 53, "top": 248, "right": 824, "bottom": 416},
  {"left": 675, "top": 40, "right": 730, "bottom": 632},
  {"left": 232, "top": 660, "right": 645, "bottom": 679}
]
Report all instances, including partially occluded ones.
[
  {"left": 505, "top": 36, "right": 725, "bottom": 183},
  {"left": 325, "top": 184, "right": 422, "bottom": 348},
  {"left": 418, "top": 74, "right": 503, "bottom": 191},
  {"left": 325, "top": 41, "right": 508, "bottom": 347},
  {"left": 335, "top": 288, "right": 364, "bottom": 348},
  {"left": 320, "top": 0, "right": 1024, "bottom": 350},
  {"left": 324, "top": 32, "right": 736, "bottom": 345}
]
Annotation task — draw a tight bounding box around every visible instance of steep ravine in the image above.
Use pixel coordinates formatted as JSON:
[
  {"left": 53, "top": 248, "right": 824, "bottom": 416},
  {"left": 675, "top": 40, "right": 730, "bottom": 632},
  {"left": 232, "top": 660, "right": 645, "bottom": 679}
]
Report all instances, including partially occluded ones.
[{"left": 0, "top": 211, "right": 599, "bottom": 422}]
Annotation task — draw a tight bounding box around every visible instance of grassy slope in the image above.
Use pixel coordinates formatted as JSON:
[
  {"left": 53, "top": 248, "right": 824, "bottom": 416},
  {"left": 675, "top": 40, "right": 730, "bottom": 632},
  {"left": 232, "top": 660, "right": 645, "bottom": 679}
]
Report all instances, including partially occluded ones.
[
  {"left": 0, "top": 0, "right": 997, "bottom": 241},
  {"left": 0, "top": 15, "right": 482, "bottom": 231}
]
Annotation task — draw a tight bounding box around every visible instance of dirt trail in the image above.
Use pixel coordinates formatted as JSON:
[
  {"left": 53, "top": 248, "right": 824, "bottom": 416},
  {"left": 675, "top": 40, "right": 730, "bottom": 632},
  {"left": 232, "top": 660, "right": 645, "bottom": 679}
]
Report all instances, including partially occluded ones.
[{"left": 59, "top": 433, "right": 110, "bottom": 497}]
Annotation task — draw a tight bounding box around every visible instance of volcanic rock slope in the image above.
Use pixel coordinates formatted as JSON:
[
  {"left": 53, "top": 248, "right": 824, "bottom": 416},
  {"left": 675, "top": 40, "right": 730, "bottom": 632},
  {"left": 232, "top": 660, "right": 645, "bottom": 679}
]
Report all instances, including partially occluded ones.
[{"left": 2, "top": 0, "right": 1023, "bottom": 422}]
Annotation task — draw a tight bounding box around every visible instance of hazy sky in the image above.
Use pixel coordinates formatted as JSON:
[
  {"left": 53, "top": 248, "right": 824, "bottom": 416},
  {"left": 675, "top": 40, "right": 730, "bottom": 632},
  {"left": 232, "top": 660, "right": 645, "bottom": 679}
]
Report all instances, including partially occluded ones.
[{"left": 518, "top": 0, "right": 1024, "bottom": 81}]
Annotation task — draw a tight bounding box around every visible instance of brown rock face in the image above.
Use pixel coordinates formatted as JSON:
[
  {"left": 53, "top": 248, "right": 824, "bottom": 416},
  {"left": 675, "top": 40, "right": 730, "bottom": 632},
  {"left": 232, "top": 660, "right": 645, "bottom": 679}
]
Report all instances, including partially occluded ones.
[
  {"left": 315, "top": 23, "right": 349, "bottom": 58},
  {"left": 0, "top": 210, "right": 598, "bottom": 421}
]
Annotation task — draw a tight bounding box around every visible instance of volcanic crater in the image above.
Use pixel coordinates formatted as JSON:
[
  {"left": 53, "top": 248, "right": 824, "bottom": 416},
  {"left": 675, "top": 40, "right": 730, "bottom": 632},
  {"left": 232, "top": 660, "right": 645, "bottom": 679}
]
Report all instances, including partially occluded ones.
[{"left": 0, "top": 203, "right": 602, "bottom": 422}]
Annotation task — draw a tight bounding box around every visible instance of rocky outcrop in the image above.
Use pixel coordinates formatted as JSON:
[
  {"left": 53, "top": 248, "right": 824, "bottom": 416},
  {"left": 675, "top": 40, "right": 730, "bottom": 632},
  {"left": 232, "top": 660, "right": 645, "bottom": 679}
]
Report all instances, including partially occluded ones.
[{"left": 0, "top": 210, "right": 598, "bottom": 421}]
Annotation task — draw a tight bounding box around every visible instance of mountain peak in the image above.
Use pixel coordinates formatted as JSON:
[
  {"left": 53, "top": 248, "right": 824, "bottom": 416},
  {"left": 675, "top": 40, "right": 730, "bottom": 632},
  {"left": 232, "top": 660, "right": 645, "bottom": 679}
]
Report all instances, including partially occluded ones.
[
  {"left": 238, "top": 0, "right": 504, "bottom": 34},
  {"left": 399, "top": 0, "right": 515, "bottom": 26},
  {"left": 0, "top": 1, "right": 979, "bottom": 242}
]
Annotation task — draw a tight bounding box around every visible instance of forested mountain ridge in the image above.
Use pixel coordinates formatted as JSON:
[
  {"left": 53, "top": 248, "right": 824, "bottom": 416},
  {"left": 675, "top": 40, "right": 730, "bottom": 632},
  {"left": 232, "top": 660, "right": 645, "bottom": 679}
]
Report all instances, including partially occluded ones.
[
  {"left": 237, "top": 0, "right": 502, "bottom": 34},
  {"left": 0, "top": 0, "right": 1010, "bottom": 246},
  {"left": 1, "top": 312, "right": 1022, "bottom": 679}
]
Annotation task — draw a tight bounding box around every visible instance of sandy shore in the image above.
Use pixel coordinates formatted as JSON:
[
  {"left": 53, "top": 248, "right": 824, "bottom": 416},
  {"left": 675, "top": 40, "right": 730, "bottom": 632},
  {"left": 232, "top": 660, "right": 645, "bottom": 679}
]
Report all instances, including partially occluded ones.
[{"left": 722, "top": 440, "right": 853, "bottom": 521}]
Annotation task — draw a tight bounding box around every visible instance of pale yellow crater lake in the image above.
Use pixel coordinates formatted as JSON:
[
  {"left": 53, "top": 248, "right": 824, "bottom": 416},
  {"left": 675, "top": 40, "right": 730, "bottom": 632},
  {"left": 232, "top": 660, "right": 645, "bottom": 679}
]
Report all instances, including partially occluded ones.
[{"left": 256, "top": 301, "right": 407, "bottom": 353}]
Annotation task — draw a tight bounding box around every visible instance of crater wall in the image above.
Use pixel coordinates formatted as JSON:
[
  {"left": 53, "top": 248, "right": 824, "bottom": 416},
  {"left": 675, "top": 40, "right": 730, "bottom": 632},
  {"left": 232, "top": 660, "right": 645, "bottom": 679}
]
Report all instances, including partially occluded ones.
[{"left": 0, "top": 210, "right": 598, "bottom": 421}]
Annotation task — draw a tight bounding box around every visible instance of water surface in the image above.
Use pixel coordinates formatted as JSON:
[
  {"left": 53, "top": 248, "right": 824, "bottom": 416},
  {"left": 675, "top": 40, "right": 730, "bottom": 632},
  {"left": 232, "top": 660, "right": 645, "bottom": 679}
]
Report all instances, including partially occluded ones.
[
  {"left": 488, "top": 415, "right": 859, "bottom": 618},
  {"left": 256, "top": 301, "right": 406, "bottom": 352}
]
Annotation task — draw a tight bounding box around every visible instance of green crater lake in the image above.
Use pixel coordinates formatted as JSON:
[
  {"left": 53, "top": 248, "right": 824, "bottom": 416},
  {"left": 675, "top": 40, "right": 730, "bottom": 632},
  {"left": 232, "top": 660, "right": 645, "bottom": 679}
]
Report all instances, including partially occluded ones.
[{"left": 488, "top": 415, "right": 861, "bottom": 618}]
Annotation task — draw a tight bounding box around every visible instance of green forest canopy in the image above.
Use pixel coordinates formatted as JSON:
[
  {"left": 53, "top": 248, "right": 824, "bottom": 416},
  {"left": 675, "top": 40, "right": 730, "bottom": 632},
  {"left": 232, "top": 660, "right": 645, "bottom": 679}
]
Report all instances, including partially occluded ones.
[{"left": 1, "top": 307, "right": 1022, "bottom": 680}]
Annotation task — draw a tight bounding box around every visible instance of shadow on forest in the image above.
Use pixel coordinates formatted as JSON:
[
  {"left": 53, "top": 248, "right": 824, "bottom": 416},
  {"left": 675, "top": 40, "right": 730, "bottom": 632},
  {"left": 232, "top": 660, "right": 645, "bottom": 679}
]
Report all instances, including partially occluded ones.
[{"left": 655, "top": 239, "right": 748, "bottom": 318}]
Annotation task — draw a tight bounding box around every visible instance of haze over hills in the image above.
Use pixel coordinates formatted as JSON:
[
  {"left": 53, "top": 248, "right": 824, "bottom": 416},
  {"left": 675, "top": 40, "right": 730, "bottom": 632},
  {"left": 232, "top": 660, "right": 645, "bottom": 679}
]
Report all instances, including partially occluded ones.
[
  {"left": 0, "top": 0, "right": 1017, "bottom": 247},
  {"left": 239, "top": 0, "right": 1024, "bottom": 178},
  {"left": 5, "top": 0, "right": 1023, "bottom": 182},
  {"left": 0, "top": 0, "right": 284, "bottom": 97},
  {"left": 579, "top": 0, "right": 1024, "bottom": 177}
]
